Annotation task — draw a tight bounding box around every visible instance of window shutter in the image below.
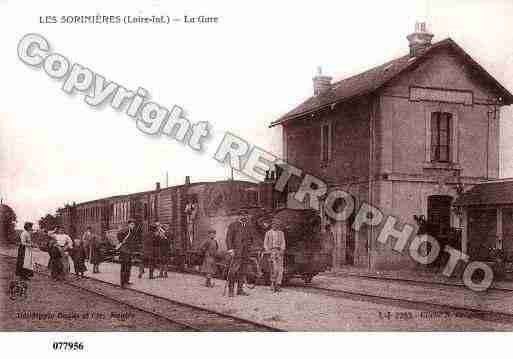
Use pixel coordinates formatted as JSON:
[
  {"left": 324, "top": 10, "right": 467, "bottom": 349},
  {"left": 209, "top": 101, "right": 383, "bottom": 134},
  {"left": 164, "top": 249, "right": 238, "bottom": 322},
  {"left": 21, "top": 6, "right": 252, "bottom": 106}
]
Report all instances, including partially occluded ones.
[{"left": 430, "top": 112, "right": 439, "bottom": 161}]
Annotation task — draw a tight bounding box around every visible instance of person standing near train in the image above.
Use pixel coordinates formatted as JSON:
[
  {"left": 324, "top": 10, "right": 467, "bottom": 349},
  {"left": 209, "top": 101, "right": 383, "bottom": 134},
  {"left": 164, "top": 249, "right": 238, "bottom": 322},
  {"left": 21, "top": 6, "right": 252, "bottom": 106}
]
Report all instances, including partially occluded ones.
[
  {"left": 85, "top": 228, "right": 103, "bottom": 274},
  {"left": 117, "top": 220, "right": 140, "bottom": 288},
  {"left": 48, "top": 237, "right": 63, "bottom": 280},
  {"left": 71, "top": 236, "right": 87, "bottom": 279},
  {"left": 15, "top": 222, "right": 35, "bottom": 281},
  {"left": 50, "top": 226, "right": 73, "bottom": 280},
  {"left": 138, "top": 223, "right": 155, "bottom": 279},
  {"left": 157, "top": 223, "right": 170, "bottom": 278},
  {"left": 200, "top": 229, "right": 218, "bottom": 288},
  {"left": 225, "top": 209, "right": 255, "bottom": 297},
  {"left": 264, "top": 221, "right": 286, "bottom": 293}
]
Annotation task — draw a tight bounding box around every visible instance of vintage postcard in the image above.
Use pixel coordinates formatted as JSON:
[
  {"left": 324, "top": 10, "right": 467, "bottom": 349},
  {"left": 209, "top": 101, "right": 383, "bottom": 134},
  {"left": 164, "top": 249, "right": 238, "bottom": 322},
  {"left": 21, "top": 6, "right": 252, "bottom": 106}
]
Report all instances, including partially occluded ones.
[{"left": 1, "top": 0, "right": 513, "bottom": 352}]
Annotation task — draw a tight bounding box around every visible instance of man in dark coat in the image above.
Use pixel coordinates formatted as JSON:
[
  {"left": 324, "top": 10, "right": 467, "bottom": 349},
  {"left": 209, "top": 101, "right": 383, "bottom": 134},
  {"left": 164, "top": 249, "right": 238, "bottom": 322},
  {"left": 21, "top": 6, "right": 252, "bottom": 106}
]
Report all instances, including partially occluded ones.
[
  {"left": 117, "top": 220, "right": 140, "bottom": 288},
  {"left": 157, "top": 223, "right": 171, "bottom": 278},
  {"left": 225, "top": 209, "right": 256, "bottom": 297}
]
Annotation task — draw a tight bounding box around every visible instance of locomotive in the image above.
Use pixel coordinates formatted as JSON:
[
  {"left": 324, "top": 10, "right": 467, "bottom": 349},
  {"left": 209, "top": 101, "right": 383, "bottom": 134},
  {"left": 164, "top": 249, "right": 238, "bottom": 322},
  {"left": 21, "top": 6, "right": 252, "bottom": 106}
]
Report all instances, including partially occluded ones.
[{"left": 55, "top": 176, "right": 332, "bottom": 284}]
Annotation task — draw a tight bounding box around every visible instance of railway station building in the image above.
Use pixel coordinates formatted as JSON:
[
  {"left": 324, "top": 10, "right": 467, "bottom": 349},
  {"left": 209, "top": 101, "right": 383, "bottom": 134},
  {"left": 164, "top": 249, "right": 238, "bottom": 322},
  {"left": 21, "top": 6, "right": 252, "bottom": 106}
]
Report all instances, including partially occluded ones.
[{"left": 271, "top": 23, "right": 513, "bottom": 271}]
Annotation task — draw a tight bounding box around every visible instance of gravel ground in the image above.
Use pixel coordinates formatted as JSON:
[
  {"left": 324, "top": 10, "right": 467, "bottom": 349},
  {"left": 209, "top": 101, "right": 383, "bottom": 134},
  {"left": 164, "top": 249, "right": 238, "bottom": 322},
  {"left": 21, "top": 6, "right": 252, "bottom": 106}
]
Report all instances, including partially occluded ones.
[
  {"left": 0, "top": 257, "right": 189, "bottom": 331},
  {"left": 4, "top": 248, "right": 513, "bottom": 331}
]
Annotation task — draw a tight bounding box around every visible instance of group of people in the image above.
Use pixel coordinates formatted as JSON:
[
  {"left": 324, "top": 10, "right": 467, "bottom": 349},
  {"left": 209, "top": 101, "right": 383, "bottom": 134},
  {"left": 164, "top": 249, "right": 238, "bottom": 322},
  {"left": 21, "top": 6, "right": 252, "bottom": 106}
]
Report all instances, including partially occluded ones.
[
  {"left": 115, "top": 209, "right": 287, "bottom": 297},
  {"left": 116, "top": 220, "right": 174, "bottom": 288},
  {"left": 15, "top": 209, "right": 289, "bottom": 298},
  {"left": 15, "top": 223, "right": 104, "bottom": 282},
  {"left": 46, "top": 226, "right": 104, "bottom": 281},
  {"left": 225, "top": 209, "right": 286, "bottom": 296}
]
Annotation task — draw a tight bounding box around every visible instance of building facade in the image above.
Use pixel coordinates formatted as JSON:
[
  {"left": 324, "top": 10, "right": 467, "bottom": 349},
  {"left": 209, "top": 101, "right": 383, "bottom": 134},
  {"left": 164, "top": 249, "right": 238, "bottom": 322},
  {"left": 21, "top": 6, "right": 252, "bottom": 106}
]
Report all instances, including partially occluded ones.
[{"left": 272, "top": 23, "right": 513, "bottom": 271}]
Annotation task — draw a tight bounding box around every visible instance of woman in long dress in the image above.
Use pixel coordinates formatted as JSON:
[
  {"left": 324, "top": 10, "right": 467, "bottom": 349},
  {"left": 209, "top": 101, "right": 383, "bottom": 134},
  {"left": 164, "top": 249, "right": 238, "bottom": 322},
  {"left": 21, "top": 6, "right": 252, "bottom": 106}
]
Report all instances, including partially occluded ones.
[{"left": 16, "top": 222, "right": 35, "bottom": 280}]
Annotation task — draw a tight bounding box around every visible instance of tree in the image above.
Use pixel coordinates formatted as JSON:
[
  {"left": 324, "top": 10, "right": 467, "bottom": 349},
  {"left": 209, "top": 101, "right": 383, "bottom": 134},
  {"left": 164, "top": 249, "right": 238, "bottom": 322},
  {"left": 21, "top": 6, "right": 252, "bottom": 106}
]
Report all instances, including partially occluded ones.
[
  {"left": 0, "top": 204, "right": 17, "bottom": 244},
  {"left": 39, "top": 213, "right": 59, "bottom": 232}
]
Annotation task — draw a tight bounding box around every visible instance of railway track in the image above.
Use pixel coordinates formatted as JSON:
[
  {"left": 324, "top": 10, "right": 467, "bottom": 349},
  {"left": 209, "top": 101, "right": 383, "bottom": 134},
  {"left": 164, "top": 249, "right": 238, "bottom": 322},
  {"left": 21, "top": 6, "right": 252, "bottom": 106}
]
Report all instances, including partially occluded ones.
[
  {"left": 2, "top": 254, "right": 280, "bottom": 332},
  {"left": 289, "top": 282, "right": 513, "bottom": 325}
]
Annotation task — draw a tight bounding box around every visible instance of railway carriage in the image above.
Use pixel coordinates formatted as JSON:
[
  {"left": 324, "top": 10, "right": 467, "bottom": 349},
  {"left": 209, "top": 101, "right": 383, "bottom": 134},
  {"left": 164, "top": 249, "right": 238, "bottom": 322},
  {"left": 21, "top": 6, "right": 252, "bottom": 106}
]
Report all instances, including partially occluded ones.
[{"left": 56, "top": 177, "right": 332, "bottom": 285}]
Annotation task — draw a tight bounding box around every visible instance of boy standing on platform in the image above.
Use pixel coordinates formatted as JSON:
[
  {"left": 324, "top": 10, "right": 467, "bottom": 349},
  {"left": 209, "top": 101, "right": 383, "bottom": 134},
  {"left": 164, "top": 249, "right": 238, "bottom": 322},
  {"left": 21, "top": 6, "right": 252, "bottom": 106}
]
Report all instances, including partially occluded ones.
[
  {"left": 200, "top": 229, "right": 218, "bottom": 288},
  {"left": 72, "top": 237, "right": 87, "bottom": 278}
]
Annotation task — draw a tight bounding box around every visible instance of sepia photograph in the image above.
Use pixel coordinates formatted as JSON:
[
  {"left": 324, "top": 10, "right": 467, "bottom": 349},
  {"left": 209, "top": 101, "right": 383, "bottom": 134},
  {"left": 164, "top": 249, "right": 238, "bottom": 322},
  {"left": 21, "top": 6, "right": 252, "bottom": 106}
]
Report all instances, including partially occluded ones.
[{"left": 1, "top": 0, "right": 513, "bottom": 356}]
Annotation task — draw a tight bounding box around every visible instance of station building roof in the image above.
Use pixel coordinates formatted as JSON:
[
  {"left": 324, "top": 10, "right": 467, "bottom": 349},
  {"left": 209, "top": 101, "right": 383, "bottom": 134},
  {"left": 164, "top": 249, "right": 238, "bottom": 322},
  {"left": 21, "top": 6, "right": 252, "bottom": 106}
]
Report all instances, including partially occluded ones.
[
  {"left": 454, "top": 180, "right": 513, "bottom": 207},
  {"left": 271, "top": 38, "right": 513, "bottom": 127}
]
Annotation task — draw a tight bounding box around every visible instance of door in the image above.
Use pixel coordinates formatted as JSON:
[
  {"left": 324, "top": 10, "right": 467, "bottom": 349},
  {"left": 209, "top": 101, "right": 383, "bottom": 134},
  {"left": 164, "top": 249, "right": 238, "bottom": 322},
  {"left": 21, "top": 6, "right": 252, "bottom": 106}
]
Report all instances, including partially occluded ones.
[
  {"left": 427, "top": 195, "right": 452, "bottom": 267},
  {"left": 427, "top": 195, "right": 452, "bottom": 237}
]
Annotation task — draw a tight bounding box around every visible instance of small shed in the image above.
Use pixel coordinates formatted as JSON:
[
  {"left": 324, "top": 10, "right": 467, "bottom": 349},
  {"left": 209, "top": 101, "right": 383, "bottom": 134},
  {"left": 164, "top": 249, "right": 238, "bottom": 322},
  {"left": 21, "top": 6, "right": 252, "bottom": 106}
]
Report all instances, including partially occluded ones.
[{"left": 454, "top": 180, "right": 513, "bottom": 262}]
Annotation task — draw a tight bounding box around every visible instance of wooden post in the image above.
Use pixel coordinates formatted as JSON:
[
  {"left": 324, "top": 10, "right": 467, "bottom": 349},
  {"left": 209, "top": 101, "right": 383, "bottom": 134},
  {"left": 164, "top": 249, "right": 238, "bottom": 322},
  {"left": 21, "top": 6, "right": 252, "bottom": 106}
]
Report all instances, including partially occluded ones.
[
  {"left": 461, "top": 209, "right": 468, "bottom": 255},
  {"left": 497, "top": 207, "right": 503, "bottom": 250}
]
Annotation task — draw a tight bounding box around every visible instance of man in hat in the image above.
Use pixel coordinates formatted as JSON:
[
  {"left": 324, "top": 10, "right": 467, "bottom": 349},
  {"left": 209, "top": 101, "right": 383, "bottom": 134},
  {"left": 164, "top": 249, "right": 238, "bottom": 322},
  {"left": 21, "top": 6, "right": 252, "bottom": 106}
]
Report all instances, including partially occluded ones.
[
  {"left": 117, "top": 220, "right": 140, "bottom": 288},
  {"left": 225, "top": 209, "right": 255, "bottom": 297},
  {"left": 200, "top": 229, "right": 218, "bottom": 288},
  {"left": 264, "top": 220, "right": 286, "bottom": 292},
  {"left": 157, "top": 223, "right": 171, "bottom": 278}
]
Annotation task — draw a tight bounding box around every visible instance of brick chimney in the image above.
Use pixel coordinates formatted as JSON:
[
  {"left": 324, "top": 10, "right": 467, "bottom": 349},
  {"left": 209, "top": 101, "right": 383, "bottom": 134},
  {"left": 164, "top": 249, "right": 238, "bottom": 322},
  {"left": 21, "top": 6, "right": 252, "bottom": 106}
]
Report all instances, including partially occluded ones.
[
  {"left": 185, "top": 176, "right": 190, "bottom": 185},
  {"left": 313, "top": 66, "right": 332, "bottom": 96},
  {"left": 407, "top": 22, "right": 434, "bottom": 57},
  {"left": 156, "top": 182, "right": 161, "bottom": 191}
]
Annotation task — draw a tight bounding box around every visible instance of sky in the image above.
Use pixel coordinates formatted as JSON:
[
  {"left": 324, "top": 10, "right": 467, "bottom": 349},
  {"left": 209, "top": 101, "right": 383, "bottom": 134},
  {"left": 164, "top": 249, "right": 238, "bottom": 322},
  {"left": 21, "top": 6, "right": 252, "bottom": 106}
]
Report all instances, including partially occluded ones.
[{"left": 1, "top": 0, "right": 513, "bottom": 226}]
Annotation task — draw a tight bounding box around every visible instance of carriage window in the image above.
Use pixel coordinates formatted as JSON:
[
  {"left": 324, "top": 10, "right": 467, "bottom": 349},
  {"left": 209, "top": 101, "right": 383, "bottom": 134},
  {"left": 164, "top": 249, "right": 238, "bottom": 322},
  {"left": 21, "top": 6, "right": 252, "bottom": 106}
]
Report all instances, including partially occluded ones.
[{"left": 431, "top": 112, "right": 452, "bottom": 163}]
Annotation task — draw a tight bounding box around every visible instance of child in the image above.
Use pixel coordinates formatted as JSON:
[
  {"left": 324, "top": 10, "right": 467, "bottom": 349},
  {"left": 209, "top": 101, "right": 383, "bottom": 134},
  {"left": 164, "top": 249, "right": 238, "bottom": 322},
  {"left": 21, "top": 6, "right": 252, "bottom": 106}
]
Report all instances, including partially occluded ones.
[
  {"left": 72, "top": 237, "right": 88, "bottom": 278},
  {"left": 48, "top": 238, "right": 63, "bottom": 281},
  {"left": 200, "top": 229, "right": 218, "bottom": 288}
]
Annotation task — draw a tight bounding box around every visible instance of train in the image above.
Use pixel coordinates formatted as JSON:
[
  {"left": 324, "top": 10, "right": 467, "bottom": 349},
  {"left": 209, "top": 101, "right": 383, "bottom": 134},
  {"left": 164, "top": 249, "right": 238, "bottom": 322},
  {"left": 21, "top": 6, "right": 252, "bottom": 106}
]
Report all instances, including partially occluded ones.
[{"left": 54, "top": 176, "right": 332, "bottom": 284}]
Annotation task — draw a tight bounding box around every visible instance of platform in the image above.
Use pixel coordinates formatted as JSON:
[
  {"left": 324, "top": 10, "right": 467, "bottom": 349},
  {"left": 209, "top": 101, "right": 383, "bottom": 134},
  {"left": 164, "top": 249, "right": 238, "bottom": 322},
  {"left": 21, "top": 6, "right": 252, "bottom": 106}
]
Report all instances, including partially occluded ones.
[{"left": 3, "top": 247, "right": 513, "bottom": 331}]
